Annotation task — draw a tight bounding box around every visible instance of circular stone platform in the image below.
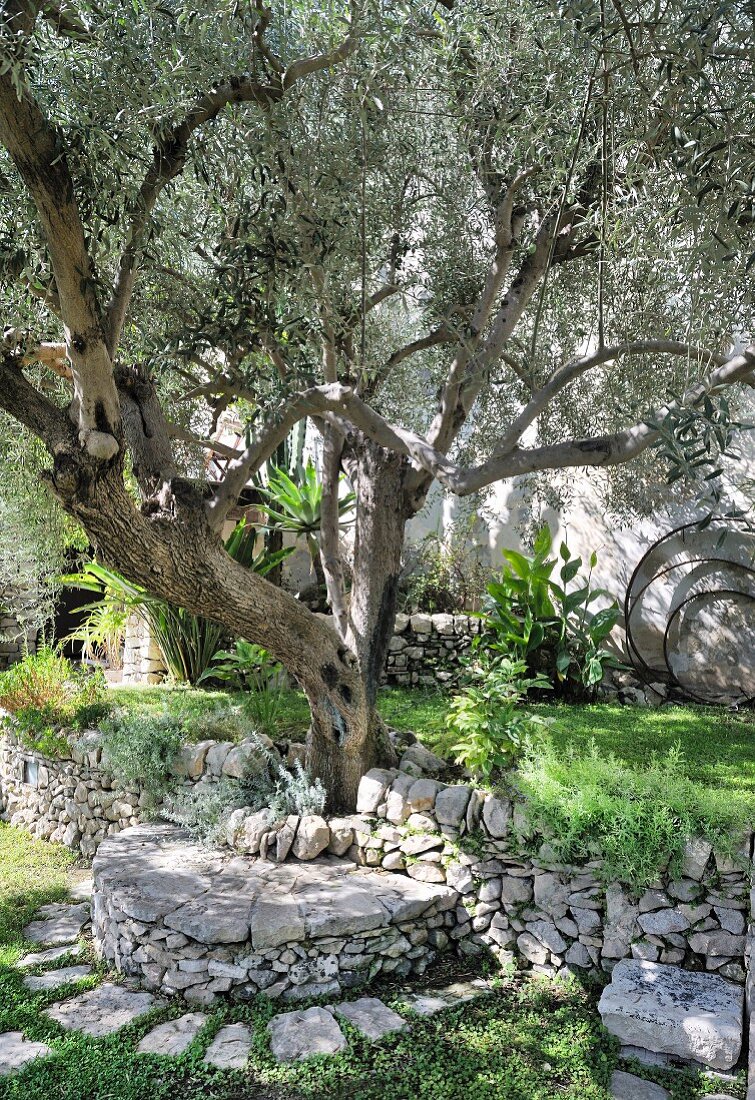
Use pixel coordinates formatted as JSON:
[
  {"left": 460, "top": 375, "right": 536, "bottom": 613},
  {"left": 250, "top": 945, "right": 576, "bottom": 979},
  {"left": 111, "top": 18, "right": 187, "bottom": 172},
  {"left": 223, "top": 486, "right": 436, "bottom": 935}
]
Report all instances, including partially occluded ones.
[{"left": 92, "top": 824, "right": 458, "bottom": 1004}]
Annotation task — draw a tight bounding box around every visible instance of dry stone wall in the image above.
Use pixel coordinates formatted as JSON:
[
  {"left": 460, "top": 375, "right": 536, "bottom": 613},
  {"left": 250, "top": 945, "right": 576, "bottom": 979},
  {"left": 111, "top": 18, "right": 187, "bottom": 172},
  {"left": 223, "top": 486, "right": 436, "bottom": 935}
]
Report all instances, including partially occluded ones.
[
  {"left": 121, "top": 612, "right": 479, "bottom": 687},
  {"left": 92, "top": 823, "right": 456, "bottom": 1005},
  {"left": 0, "top": 724, "right": 281, "bottom": 858},
  {"left": 3, "top": 726, "right": 752, "bottom": 989}
]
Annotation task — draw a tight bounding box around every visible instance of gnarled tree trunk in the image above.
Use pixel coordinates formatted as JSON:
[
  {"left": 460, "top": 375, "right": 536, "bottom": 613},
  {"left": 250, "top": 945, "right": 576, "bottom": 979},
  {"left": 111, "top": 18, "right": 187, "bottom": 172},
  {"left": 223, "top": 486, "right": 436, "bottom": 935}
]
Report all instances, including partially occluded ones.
[{"left": 47, "top": 440, "right": 401, "bottom": 810}]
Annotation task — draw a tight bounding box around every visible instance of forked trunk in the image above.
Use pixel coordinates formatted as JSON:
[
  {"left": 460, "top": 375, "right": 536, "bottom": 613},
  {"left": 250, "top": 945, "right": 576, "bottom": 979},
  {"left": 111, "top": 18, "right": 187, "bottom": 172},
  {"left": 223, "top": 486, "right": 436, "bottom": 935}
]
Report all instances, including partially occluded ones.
[{"left": 301, "top": 439, "right": 412, "bottom": 798}]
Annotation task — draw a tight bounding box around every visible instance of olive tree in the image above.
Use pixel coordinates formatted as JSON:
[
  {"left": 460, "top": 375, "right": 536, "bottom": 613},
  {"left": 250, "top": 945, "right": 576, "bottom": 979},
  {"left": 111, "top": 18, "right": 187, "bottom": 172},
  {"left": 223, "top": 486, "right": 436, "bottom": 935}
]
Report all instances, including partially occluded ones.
[{"left": 1, "top": 0, "right": 754, "bottom": 807}]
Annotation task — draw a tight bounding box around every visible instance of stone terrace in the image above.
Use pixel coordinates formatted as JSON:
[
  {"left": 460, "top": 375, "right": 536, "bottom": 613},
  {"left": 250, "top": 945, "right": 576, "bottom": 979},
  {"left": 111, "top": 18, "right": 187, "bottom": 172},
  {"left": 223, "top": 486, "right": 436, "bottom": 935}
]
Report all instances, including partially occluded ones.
[{"left": 92, "top": 824, "right": 457, "bottom": 1004}]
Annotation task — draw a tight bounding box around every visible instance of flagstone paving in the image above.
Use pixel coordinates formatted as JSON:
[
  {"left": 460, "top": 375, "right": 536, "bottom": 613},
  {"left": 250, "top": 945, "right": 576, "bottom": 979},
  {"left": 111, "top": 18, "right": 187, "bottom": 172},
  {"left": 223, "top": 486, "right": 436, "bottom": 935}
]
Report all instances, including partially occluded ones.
[
  {"left": 267, "top": 1006, "right": 348, "bottom": 1062},
  {"left": 23, "top": 902, "right": 90, "bottom": 946},
  {"left": 18, "top": 943, "right": 82, "bottom": 968},
  {"left": 333, "top": 996, "right": 407, "bottom": 1041},
  {"left": 137, "top": 1013, "right": 208, "bottom": 1056},
  {"left": 45, "top": 982, "right": 163, "bottom": 1037},
  {"left": 397, "top": 978, "right": 492, "bottom": 1017},
  {"left": 23, "top": 964, "right": 92, "bottom": 992},
  {"left": 203, "top": 1023, "right": 253, "bottom": 1069},
  {"left": 0, "top": 1032, "right": 52, "bottom": 1077}
]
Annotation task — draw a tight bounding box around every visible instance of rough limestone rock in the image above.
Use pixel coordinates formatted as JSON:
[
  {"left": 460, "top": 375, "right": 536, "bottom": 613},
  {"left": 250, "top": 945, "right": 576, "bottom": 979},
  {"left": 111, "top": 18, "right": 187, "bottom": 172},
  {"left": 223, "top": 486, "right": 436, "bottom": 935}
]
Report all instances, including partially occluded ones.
[
  {"left": 407, "top": 778, "right": 445, "bottom": 813},
  {"left": 637, "top": 910, "right": 690, "bottom": 936},
  {"left": 682, "top": 838, "right": 713, "bottom": 880},
  {"left": 203, "top": 1023, "right": 252, "bottom": 1069},
  {"left": 598, "top": 960, "right": 743, "bottom": 1070},
  {"left": 23, "top": 902, "right": 89, "bottom": 945},
  {"left": 611, "top": 1070, "right": 670, "bottom": 1099},
  {"left": 23, "top": 964, "right": 92, "bottom": 991},
  {"left": 267, "top": 1006, "right": 348, "bottom": 1061},
  {"left": 334, "top": 997, "right": 407, "bottom": 1040},
  {"left": 0, "top": 1032, "right": 52, "bottom": 1076},
  {"left": 400, "top": 743, "right": 446, "bottom": 776},
  {"left": 688, "top": 930, "right": 745, "bottom": 957},
  {"left": 45, "top": 982, "right": 163, "bottom": 1037},
  {"left": 292, "top": 815, "right": 331, "bottom": 860},
  {"left": 481, "top": 796, "right": 511, "bottom": 839},
  {"left": 434, "top": 785, "right": 472, "bottom": 828},
  {"left": 18, "top": 944, "right": 82, "bottom": 968},
  {"left": 356, "top": 769, "right": 397, "bottom": 813},
  {"left": 137, "top": 1012, "right": 208, "bottom": 1055}
]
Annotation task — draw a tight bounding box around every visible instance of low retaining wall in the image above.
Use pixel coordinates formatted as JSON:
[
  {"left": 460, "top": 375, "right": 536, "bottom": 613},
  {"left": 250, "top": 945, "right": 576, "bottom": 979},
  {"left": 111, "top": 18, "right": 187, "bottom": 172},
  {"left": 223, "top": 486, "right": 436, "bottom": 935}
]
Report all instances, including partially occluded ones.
[
  {"left": 0, "top": 725, "right": 280, "bottom": 857},
  {"left": 92, "top": 823, "right": 456, "bottom": 1005},
  {"left": 3, "top": 726, "right": 752, "bottom": 988}
]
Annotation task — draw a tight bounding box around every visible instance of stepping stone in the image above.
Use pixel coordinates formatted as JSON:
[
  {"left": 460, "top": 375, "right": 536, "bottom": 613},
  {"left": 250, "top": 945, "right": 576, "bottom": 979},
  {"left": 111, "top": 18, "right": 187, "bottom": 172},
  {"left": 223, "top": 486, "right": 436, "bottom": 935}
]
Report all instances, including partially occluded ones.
[
  {"left": 400, "top": 978, "right": 492, "bottom": 1017},
  {"left": 203, "top": 1023, "right": 252, "bottom": 1070},
  {"left": 23, "top": 903, "right": 89, "bottom": 946},
  {"left": 69, "top": 878, "right": 93, "bottom": 901},
  {"left": 45, "top": 982, "right": 162, "bottom": 1037},
  {"left": 334, "top": 997, "right": 407, "bottom": 1041},
  {"left": 18, "top": 944, "right": 82, "bottom": 969},
  {"left": 267, "top": 1007, "right": 348, "bottom": 1062},
  {"left": 23, "top": 965, "right": 92, "bottom": 992},
  {"left": 611, "top": 1071, "right": 669, "bottom": 1099},
  {"left": 599, "top": 960, "right": 744, "bottom": 1071},
  {"left": 137, "top": 1012, "right": 207, "bottom": 1055},
  {"left": 0, "top": 1032, "right": 52, "bottom": 1076}
]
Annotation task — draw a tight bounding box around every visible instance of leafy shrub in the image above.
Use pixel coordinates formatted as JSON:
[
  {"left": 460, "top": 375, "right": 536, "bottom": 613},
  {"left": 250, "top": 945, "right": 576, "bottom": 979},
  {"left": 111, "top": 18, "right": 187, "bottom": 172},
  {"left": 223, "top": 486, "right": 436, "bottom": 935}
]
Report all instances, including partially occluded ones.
[
  {"left": 99, "top": 709, "right": 183, "bottom": 802},
  {"left": 63, "top": 519, "right": 291, "bottom": 683},
  {"left": 0, "top": 648, "right": 110, "bottom": 754},
  {"left": 199, "top": 640, "right": 286, "bottom": 735},
  {"left": 514, "top": 739, "right": 748, "bottom": 887},
  {"left": 482, "top": 526, "right": 621, "bottom": 697},
  {"left": 162, "top": 777, "right": 251, "bottom": 845},
  {"left": 443, "top": 657, "right": 554, "bottom": 779}
]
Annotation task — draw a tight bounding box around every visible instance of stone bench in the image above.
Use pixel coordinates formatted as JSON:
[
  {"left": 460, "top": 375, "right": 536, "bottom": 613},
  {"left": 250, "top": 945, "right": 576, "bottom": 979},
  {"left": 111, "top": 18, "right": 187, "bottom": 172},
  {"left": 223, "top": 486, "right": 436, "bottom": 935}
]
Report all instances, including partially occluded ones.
[{"left": 92, "top": 824, "right": 458, "bottom": 1005}]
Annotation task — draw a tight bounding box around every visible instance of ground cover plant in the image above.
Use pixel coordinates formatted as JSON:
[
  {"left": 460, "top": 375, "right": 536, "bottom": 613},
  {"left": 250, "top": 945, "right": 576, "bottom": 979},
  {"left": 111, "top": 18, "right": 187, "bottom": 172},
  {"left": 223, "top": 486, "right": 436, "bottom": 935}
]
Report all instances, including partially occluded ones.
[{"left": 0, "top": 823, "right": 745, "bottom": 1100}]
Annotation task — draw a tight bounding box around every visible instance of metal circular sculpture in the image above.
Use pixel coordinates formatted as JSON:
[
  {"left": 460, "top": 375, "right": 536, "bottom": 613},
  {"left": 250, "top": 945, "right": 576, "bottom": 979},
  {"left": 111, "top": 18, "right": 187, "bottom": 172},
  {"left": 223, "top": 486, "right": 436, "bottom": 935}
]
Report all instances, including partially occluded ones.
[{"left": 624, "top": 519, "right": 755, "bottom": 705}]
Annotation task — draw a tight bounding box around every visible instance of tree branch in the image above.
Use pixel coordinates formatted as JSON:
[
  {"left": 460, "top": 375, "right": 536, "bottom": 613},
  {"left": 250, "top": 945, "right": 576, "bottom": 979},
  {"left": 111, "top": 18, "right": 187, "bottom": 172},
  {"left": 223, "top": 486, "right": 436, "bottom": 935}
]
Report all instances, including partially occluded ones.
[{"left": 207, "top": 343, "right": 755, "bottom": 522}]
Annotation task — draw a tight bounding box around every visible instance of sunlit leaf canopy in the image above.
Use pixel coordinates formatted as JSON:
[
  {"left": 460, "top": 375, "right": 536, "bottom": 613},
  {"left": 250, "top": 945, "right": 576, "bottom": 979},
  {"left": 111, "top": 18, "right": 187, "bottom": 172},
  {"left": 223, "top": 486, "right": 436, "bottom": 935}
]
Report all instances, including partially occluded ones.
[{"left": 1, "top": 0, "right": 754, "bottom": 484}]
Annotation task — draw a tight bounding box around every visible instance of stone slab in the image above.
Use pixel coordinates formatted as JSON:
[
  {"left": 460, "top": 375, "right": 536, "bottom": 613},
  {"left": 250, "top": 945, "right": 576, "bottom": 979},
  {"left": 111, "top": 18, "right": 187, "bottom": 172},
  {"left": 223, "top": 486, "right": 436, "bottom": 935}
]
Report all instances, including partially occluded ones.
[
  {"left": 611, "top": 1071, "right": 670, "bottom": 1099},
  {"left": 0, "top": 1032, "right": 52, "bottom": 1076},
  {"left": 400, "top": 979, "right": 492, "bottom": 1017},
  {"left": 45, "top": 982, "right": 163, "bottom": 1036},
  {"left": 268, "top": 1007, "right": 348, "bottom": 1062},
  {"left": 334, "top": 997, "right": 407, "bottom": 1040},
  {"left": 203, "top": 1023, "right": 252, "bottom": 1069},
  {"left": 23, "top": 965, "right": 92, "bottom": 992},
  {"left": 18, "top": 944, "right": 82, "bottom": 968},
  {"left": 23, "top": 903, "right": 89, "bottom": 945},
  {"left": 137, "top": 1013, "right": 207, "bottom": 1055},
  {"left": 598, "top": 960, "right": 743, "bottom": 1070}
]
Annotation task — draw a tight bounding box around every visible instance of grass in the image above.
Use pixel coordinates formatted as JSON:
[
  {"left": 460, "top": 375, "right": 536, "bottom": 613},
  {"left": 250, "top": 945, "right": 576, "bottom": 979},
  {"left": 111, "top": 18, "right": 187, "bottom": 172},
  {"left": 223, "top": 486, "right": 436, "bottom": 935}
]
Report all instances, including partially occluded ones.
[{"left": 0, "top": 823, "right": 745, "bottom": 1100}]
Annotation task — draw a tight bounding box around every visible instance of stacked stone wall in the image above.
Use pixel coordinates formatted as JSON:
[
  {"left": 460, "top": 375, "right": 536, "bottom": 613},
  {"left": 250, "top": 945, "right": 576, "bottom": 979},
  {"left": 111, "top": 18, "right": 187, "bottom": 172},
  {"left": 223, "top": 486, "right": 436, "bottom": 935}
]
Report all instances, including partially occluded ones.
[{"left": 2, "top": 727, "right": 751, "bottom": 987}]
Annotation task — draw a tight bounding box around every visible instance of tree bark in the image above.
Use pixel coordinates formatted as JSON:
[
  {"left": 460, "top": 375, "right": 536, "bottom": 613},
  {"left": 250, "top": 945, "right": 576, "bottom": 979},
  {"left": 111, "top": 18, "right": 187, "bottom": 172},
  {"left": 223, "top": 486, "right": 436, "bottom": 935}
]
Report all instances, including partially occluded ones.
[{"left": 346, "top": 437, "right": 411, "bottom": 707}]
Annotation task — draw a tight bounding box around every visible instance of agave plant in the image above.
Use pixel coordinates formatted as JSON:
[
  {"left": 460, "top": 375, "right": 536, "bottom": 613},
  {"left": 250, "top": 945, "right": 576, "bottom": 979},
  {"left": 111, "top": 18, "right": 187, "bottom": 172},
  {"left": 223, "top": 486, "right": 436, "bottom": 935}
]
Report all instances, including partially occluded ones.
[{"left": 257, "top": 461, "right": 355, "bottom": 593}]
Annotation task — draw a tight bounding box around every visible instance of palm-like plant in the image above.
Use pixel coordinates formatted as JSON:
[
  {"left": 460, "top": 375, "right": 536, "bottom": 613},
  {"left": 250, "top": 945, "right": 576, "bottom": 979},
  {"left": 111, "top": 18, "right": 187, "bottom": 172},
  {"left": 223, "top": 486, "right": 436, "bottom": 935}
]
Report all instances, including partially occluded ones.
[
  {"left": 62, "top": 520, "right": 291, "bottom": 683},
  {"left": 257, "top": 461, "right": 355, "bottom": 595}
]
